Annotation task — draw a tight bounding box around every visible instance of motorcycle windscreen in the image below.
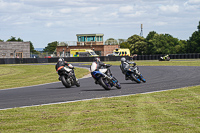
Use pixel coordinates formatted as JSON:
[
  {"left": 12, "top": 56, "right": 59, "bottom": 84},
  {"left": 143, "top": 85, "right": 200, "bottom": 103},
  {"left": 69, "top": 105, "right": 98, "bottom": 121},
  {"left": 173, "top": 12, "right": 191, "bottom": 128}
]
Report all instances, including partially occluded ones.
[
  {"left": 99, "top": 69, "right": 107, "bottom": 73},
  {"left": 64, "top": 67, "right": 72, "bottom": 72}
]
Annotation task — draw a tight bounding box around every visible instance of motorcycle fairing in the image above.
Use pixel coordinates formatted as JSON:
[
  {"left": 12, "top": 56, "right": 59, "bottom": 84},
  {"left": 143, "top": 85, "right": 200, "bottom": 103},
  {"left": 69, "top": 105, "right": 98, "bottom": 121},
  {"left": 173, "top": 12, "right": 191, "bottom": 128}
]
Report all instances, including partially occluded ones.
[{"left": 91, "top": 71, "right": 104, "bottom": 80}]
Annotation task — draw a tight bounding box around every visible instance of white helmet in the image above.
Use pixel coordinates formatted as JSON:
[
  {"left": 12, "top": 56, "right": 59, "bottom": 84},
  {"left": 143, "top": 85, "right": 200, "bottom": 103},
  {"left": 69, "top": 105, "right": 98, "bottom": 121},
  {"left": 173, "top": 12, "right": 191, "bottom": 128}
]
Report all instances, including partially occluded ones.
[
  {"left": 58, "top": 58, "right": 64, "bottom": 62},
  {"left": 121, "top": 57, "right": 126, "bottom": 62},
  {"left": 94, "top": 57, "right": 100, "bottom": 62}
]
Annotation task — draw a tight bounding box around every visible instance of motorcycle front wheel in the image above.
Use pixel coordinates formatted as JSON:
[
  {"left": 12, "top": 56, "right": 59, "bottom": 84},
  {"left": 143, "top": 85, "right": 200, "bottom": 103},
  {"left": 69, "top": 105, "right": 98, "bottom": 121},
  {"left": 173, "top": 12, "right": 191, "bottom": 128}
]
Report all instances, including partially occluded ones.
[
  {"left": 76, "top": 79, "right": 80, "bottom": 87},
  {"left": 61, "top": 75, "right": 71, "bottom": 88},
  {"left": 112, "top": 77, "right": 121, "bottom": 89},
  {"left": 99, "top": 77, "right": 111, "bottom": 90},
  {"left": 130, "top": 74, "right": 141, "bottom": 83}
]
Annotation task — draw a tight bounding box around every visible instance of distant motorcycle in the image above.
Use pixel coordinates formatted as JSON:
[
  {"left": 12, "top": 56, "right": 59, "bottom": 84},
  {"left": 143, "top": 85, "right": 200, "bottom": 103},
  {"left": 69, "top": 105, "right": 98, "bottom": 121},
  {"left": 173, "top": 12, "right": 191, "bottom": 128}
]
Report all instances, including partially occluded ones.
[
  {"left": 58, "top": 66, "right": 80, "bottom": 88},
  {"left": 120, "top": 63, "right": 146, "bottom": 83},
  {"left": 159, "top": 55, "right": 170, "bottom": 61},
  {"left": 91, "top": 64, "right": 121, "bottom": 90}
]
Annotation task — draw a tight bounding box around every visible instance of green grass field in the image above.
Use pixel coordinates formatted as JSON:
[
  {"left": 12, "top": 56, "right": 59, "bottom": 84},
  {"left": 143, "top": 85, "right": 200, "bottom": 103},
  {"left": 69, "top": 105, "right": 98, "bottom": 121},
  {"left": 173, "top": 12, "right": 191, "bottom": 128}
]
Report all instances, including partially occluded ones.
[
  {"left": 0, "top": 64, "right": 89, "bottom": 90},
  {"left": 0, "top": 60, "right": 200, "bottom": 132}
]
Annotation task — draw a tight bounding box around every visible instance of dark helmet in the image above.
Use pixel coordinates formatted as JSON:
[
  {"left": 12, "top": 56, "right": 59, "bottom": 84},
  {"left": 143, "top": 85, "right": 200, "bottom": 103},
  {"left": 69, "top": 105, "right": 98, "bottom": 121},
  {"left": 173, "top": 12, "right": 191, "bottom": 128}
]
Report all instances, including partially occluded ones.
[
  {"left": 121, "top": 57, "right": 126, "bottom": 62},
  {"left": 94, "top": 57, "right": 100, "bottom": 62}
]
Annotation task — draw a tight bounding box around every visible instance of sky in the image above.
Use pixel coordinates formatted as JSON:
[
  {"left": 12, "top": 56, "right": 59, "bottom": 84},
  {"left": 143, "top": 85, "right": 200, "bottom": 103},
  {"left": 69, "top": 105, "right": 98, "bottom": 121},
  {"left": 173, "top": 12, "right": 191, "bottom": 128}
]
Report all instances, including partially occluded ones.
[{"left": 0, "top": 0, "right": 200, "bottom": 48}]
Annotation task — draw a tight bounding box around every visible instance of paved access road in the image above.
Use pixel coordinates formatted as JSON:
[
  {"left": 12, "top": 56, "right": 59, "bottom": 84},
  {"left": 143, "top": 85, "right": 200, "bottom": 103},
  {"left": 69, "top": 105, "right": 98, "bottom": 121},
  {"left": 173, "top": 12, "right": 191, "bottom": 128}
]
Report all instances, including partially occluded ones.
[{"left": 0, "top": 64, "right": 200, "bottom": 109}]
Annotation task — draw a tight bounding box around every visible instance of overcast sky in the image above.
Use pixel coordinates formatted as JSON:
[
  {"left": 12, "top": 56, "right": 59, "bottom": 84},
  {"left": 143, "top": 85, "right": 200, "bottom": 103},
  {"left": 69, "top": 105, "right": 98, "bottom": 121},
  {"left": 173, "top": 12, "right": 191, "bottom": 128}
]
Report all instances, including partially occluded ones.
[{"left": 0, "top": 0, "right": 200, "bottom": 48}]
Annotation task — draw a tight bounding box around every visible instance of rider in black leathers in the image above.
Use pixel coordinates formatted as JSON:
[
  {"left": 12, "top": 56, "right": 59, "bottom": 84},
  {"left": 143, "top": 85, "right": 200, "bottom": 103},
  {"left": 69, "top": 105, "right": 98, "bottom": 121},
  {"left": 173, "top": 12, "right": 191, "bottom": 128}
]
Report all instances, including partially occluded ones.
[
  {"left": 120, "top": 57, "right": 136, "bottom": 80},
  {"left": 55, "top": 58, "right": 77, "bottom": 81}
]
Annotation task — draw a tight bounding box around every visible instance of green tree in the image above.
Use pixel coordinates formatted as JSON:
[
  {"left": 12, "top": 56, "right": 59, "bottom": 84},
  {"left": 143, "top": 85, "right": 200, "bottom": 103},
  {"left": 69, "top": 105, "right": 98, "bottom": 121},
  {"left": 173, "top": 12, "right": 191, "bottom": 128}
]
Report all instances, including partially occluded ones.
[
  {"left": 128, "top": 35, "right": 147, "bottom": 55},
  {"left": 30, "top": 41, "right": 38, "bottom": 54},
  {"left": 105, "top": 38, "right": 118, "bottom": 45},
  {"left": 118, "top": 39, "right": 130, "bottom": 49},
  {"left": 146, "top": 32, "right": 181, "bottom": 54},
  {"left": 146, "top": 31, "right": 157, "bottom": 41},
  {"left": 187, "top": 21, "right": 200, "bottom": 53},
  {"left": 7, "top": 36, "right": 23, "bottom": 42},
  {"left": 178, "top": 40, "right": 187, "bottom": 53},
  {"left": 43, "top": 41, "right": 58, "bottom": 53},
  {"left": 120, "top": 41, "right": 130, "bottom": 49}
]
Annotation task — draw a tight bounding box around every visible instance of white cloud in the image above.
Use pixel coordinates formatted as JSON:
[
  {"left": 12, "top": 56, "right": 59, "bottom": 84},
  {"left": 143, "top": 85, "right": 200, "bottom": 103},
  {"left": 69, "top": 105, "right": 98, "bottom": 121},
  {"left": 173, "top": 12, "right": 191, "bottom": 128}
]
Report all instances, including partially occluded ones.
[
  {"left": 119, "top": 6, "right": 134, "bottom": 13},
  {"left": 184, "top": 0, "right": 200, "bottom": 10},
  {"left": 124, "top": 11, "right": 144, "bottom": 17},
  {"left": 45, "top": 22, "right": 53, "bottom": 27},
  {"left": 187, "top": 0, "right": 200, "bottom": 4},
  {"left": 155, "top": 21, "right": 168, "bottom": 26},
  {"left": 0, "top": 0, "right": 199, "bottom": 48},
  {"left": 59, "top": 8, "right": 71, "bottom": 14},
  {"left": 159, "top": 4, "right": 179, "bottom": 13}
]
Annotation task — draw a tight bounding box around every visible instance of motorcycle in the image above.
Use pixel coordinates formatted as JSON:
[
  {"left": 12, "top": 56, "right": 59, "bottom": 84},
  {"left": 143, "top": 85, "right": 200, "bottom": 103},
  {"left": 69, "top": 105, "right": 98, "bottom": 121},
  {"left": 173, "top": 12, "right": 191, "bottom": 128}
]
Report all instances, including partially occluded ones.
[
  {"left": 91, "top": 64, "right": 121, "bottom": 90},
  {"left": 120, "top": 63, "right": 146, "bottom": 83},
  {"left": 159, "top": 55, "right": 170, "bottom": 61},
  {"left": 57, "top": 66, "right": 80, "bottom": 88}
]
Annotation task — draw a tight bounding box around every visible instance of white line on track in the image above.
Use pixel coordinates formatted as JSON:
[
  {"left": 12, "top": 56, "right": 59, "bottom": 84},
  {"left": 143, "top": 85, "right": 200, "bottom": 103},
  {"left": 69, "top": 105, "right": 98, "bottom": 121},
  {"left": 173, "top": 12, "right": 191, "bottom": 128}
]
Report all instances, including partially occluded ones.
[{"left": 1, "top": 86, "right": 195, "bottom": 111}]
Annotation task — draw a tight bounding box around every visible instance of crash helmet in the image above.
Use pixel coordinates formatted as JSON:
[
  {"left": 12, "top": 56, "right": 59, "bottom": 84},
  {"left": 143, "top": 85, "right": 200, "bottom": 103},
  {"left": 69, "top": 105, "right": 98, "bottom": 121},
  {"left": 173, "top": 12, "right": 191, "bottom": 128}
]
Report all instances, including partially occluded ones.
[
  {"left": 94, "top": 57, "right": 100, "bottom": 62},
  {"left": 121, "top": 57, "right": 126, "bottom": 62},
  {"left": 58, "top": 58, "right": 64, "bottom": 62}
]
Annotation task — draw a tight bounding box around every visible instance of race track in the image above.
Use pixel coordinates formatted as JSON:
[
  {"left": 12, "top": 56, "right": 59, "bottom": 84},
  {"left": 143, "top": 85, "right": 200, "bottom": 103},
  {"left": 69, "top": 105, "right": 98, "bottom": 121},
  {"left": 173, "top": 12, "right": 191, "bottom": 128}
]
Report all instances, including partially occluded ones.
[{"left": 0, "top": 64, "right": 200, "bottom": 110}]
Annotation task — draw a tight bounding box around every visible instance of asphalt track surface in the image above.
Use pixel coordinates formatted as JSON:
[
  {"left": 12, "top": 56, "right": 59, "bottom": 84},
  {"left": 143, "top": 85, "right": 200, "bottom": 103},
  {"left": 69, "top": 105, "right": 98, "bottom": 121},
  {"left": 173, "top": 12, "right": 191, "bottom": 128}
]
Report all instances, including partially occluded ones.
[{"left": 1, "top": 64, "right": 200, "bottom": 110}]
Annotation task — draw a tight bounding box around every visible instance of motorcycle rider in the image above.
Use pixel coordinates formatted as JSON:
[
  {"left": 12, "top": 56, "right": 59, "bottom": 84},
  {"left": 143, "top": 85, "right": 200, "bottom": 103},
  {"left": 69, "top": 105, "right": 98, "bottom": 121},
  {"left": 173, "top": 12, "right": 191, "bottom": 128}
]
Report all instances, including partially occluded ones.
[
  {"left": 120, "top": 57, "right": 136, "bottom": 80},
  {"left": 90, "top": 57, "right": 112, "bottom": 84},
  {"left": 55, "top": 58, "right": 77, "bottom": 81}
]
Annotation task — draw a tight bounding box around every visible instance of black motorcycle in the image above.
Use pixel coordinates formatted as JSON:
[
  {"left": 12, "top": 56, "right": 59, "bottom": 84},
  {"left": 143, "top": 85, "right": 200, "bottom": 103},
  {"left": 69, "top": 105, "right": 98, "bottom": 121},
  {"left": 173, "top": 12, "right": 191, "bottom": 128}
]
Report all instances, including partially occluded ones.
[
  {"left": 120, "top": 63, "right": 146, "bottom": 83},
  {"left": 58, "top": 66, "right": 80, "bottom": 88}
]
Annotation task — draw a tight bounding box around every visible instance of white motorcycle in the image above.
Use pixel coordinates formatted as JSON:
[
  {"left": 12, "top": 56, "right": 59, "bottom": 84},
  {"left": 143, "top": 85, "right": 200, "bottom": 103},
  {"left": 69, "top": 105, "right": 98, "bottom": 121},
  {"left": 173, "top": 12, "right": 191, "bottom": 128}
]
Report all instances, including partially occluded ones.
[{"left": 91, "top": 63, "right": 121, "bottom": 90}]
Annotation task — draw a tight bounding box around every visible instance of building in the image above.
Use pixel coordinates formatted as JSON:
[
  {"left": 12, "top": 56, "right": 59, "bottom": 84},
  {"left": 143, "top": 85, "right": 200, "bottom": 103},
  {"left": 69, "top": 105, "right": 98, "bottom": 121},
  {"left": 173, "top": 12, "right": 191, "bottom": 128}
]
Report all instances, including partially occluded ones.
[
  {"left": 0, "top": 42, "right": 30, "bottom": 58},
  {"left": 56, "top": 34, "right": 119, "bottom": 57}
]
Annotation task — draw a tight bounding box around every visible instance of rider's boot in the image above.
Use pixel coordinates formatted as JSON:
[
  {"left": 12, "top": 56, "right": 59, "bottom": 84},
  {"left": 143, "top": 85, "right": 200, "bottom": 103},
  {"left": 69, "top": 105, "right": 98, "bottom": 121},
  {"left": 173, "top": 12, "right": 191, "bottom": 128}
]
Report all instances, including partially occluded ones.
[
  {"left": 95, "top": 80, "right": 99, "bottom": 84},
  {"left": 125, "top": 75, "right": 129, "bottom": 80},
  {"left": 58, "top": 76, "right": 61, "bottom": 81}
]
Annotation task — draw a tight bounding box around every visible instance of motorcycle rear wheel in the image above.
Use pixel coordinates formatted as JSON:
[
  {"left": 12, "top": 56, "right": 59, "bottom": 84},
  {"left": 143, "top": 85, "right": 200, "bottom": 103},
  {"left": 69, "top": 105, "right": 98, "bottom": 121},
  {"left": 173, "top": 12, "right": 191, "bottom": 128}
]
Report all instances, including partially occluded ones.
[
  {"left": 99, "top": 77, "right": 111, "bottom": 90},
  {"left": 61, "top": 75, "right": 71, "bottom": 88}
]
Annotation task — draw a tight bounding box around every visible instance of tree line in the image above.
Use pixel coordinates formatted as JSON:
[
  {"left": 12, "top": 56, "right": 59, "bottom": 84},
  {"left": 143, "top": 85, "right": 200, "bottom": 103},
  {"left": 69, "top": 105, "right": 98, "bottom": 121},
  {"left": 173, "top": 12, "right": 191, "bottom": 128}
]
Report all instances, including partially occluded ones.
[
  {"left": 1, "top": 21, "right": 200, "bottom": 55},
  {"left": 118, "top": 21, "right": 200, "bottom": 55}
]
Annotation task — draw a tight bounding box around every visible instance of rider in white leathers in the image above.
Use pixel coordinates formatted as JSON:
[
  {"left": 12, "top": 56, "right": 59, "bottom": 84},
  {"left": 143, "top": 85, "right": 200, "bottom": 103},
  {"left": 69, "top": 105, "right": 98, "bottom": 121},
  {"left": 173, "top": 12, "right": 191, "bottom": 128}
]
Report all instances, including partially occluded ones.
[{"left": 90, "top": 57, "right": 112, "bottom": 84}]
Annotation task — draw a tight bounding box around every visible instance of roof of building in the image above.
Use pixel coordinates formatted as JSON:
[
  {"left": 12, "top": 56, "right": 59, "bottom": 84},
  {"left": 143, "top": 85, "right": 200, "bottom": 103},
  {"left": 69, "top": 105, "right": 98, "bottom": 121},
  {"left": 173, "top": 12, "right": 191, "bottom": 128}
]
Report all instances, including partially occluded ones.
[{"left": 76, "top": 33, "right": 104, "bottom": 36}]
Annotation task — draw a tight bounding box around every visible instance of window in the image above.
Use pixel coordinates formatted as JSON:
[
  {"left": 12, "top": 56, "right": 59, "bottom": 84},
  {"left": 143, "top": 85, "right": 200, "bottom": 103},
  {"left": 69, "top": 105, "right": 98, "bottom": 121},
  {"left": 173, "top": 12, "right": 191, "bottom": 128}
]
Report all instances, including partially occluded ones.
[
  {"left": 78, "top": 36, "right": 86, "bottom": 42},
  {"left": 16, "top": 52, "right": 23, "bottom": 58},
  {"left": 96, "top": 36, "right": 103, "bottom": 42},
  {"left": 100, "top": 36, "right": 103, "bottom": 41},
  {"left": 87, "top": 36, "right": 95, "bottom": 42},
  {"left": 10, "top": 53, "right": 14, "bottom": 57}
]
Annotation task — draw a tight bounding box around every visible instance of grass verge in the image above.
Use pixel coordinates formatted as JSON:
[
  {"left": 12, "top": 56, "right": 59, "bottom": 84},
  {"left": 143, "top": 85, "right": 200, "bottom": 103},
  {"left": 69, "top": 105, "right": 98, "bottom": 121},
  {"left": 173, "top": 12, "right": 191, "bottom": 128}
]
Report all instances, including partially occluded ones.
[
  {"left": 0, "top": 86, "right": 199, "bottom": 132},
  {"left": 0, "top": 64, "right": 89, "bottom": 90}
]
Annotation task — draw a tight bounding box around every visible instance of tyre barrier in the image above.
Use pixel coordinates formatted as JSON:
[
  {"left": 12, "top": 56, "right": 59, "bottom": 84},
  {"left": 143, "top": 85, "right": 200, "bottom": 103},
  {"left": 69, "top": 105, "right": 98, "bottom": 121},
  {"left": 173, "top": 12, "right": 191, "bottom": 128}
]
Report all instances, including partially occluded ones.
[{"left": 0, "top": 53, "right": 200, "bottom": 64}]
